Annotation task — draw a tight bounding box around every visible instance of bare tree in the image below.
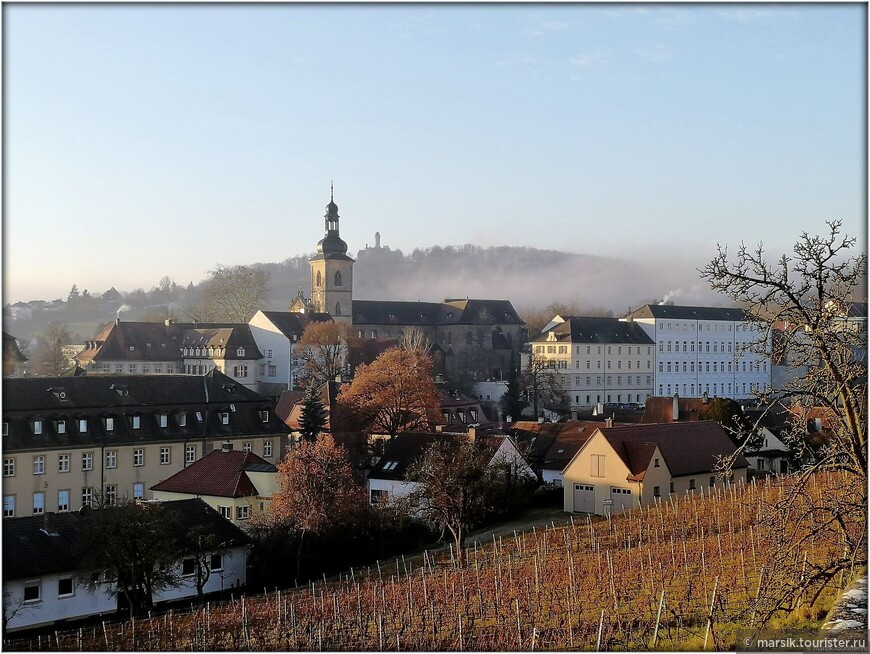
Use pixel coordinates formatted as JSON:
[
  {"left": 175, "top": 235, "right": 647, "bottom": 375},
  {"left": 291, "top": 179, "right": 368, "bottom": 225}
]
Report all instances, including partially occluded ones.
[
  {"left": 399, "top": 327, "right": 430, "bottom": 353},
  {"left": 297, "top": 321, "right": 351, "bottom": 388},
  {"left": 522, "top": 353, "right": 569, "bottom": 418},
  {"left": 198, "top": 264, "right": 270, "bottom": 323},
  {"left": 32, "top": 322, "right": 72, "bottom": 376},
  {"left": 701, "top": 220, "right": 867, "bottom": 627}
]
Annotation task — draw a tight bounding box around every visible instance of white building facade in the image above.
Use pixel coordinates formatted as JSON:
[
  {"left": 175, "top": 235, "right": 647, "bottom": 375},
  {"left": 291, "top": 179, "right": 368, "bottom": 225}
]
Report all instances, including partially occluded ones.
[
  {"left": 531, "top": 316, "right": 656, "bottom": 409},
  {"left": 622, "top": 305, "right": 772, "bottom": 400}
]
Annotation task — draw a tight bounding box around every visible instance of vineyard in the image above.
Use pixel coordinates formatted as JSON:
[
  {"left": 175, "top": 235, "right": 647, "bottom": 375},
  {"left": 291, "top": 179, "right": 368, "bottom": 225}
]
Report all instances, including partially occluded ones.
[{"left": 9, "top": 471, "right": 863, "bottom": 651}]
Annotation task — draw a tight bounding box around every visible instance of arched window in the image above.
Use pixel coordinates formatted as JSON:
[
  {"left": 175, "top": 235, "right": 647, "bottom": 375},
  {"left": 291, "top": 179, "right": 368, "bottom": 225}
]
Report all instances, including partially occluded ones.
[
  {"left": 316, "top": 271, "right": 322, "bottom": 287},
  {"left": 335, "top": 303, "right": 341, "bottom": 315},
  {"left": 334, "top": 271, "right": 342, "bottom": 287}
]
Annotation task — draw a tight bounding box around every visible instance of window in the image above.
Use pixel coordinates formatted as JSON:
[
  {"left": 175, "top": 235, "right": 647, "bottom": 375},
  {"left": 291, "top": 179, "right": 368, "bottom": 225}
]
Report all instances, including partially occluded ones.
[
  {"left": 133, "top": 482, "right": 144, "bottom": 500},
  {"left": 132, "top": 415, "right": 141, "bottom": 429},
  {"left": 106, "top": 450, "right": 117, "bottom": 469},
  {"left": 709, "top": 476, "right": 716, "bottom": 487},
  {"left": 115, "top": 364, "right": 123, "bottom": 373},
  {"left": 57, "top": 420, "right": 66, "bottom": 434},
  {"left": 105, "top": 417, "right": 114, "bottom": 431},
  {"left": 259, "top": 410, "right": 269, "bottom": 423},
  {"left": 185, "top": 445, "right": 196, "bottom": 464},
  {"left": 237, "top": 505, "right": 250, "bottom": 520},
  {"left": 758, "top": 459, "right": 766, "bottom": 471},
  {"left": 182, "top": 558, "right": 196, "bottom": 576},
  {"left": 155, "top": 364, "right": 163, "bottom": 374},
  {"left": 242, "top": 442, "right": 252, "bottom": 453},
  {"left": 82, "top": 452, "right": 93, "bottom": 471},
  {"left": 4, "top": 495, "right": 15, "bottom": 517},
  {"left": 33, "top": 420, "right": 43, "bottom": 435},
  {"left": 236, "top": 347, "right": 245, "bottom": 356},
  {"left": 33, "top": 492, "right": 45, "bottom": 515},
  {"left": 370, "top": 489, "right": 387, "bottom": 504},
  {"left": 142, "top": 364, "right": 150, "bottom": 374},
  {"left": 590, "top": 454, "right": 605, "bottom": 478},
  {"left": 105, "top": 485, "right": 117, "bottom": 506},
  {"left": 220, "top": 412, "right": 230, "bottom": 425},
  {"left": 268, "top": 365, "right": 277, "bottom": 377},
  {"left": 654, "top": 458, "right": 660, "bottom": 468},
  {"left": 33, "top": 456, "right": 45, "bottom": 475},
  {"left": 1, "top": 422, "right": 6, "bottom": 436},
  {"left": 133, "top": 449, "right": 144, "bottom": 467},
  {"left": 233, "top": 365, "right": 248, "bottom": 378},
  {"left": 82, "top": 487, "right": 94, "bottom": 507},
  {"left": 159, "top": 414, "right": 168, "bottom": 428},
  {"left": 335, "top": 270, "right": 342, "bottom": 286},
  {"left": 23, "top": 581, "right": 40, "bottom": 603},
  {"left": 210, "top": 554, "right": 223, "bottom": 571},
  {"left": 669, "top": 481, "right": 675, "bottom": 494},
  {"left": 653, "top": 486, "right": 661, "bottom": 498},
  {"left": 58, "top": 490, "right": 70, "bottom": 512},
  {"left": 128, "top": 364, "right": 137, "bottom": 373},
  {"left": 160, "top": 447, "right": 171, "bottom": 465},
  {"left": 219, "top": 506, "right": 232, "bottom": 520},
  {"left": 689, "top": 479, "right": 696, "bottom": 490},
  {"left": 263, "top": 441, "right": 273, "bottom": 458},
  {"left": 58, "top": 454, "right": 70, "bottom": 473},
  {"left": 3, "top": 458, "right": 14, "bottom": 477},
  {"left": 178, "top": 413, "right": 187, "bottom": 427}
]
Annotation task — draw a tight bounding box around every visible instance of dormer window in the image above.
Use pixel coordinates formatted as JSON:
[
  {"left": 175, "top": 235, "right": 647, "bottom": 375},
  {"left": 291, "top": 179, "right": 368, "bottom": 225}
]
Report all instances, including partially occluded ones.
[
  {"left": 208, "top": 347, "right": 214, "bottom": 357},
  {"left": 220, "top": 412, "right": 230, "bottom": 425},
  {"left": 132, "top": 416, "right": 141, "bottom": 429},
  {"left": 195, "top": 411, "right": 203, "bottom": 422},
  {"left": 259, "top": 410, "right": 269, "bottom": 423},
  {"left": 159, "top": 414, "right": 168, "bottom": 428},
  {"left": 129, "top": 345, "right": 135, "bottom": 351},
  {"left": 384, "top": 461, "right": 399, "bottom": 471},
  {"left": 2, "top": 423, "right": 7, "bottom": 437},
  {"left": 78, "top": 419, "right": 87, "bottom": 433},
  {"left": 237, "top": 347, "right": 245, "bottom": 357},
  {"left": 57, "top": 420, "right": 66, "bottom": 434},
  {"left": 177, "top": 412, "right": 187, "bottom": 427},
  {"left": 105, "top": 417, "right": 114, "bottom": 431},
  {"left": 33, "top": 420, "right": 43, "bottom": 435}
]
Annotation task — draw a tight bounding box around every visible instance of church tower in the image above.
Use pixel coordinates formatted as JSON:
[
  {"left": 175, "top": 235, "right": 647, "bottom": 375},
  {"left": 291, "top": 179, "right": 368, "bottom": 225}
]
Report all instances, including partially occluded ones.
[{"left": 310, "top": 184, "right": 354, "bottom": 323}]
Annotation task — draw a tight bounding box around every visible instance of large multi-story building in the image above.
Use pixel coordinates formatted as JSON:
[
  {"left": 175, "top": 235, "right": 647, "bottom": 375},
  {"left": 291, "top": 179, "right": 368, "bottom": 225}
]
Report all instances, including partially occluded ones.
[
  {"left": 75, "top": 319, "right": 263, "bottom": 389},
  {"left": 298, "top": 190, "right": 526, "bottom": 382},
  {"left": 531, "top": 316, "right": 656, "bottom": 409},
  {"left": 1, "top": 370, "right": 290, "bottom": 518},
  {"left": 622, "top": 304, "right": 772, "bottom": 400}
]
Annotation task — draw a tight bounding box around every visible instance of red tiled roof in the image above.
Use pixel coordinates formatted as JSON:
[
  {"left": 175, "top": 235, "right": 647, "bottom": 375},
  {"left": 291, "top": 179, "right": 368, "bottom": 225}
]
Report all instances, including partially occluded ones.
[
  {"left": 597, "top": 421, "right": 749, "bottom": 479},
  {"left": 151, "top": 449, "right": 276, "bottom": 498}
]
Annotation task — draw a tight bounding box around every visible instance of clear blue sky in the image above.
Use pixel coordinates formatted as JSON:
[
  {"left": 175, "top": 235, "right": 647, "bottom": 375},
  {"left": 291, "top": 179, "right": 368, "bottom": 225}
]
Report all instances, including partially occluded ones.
[{"left": 3, "top": 3, "right": 866, "bottom": 303}]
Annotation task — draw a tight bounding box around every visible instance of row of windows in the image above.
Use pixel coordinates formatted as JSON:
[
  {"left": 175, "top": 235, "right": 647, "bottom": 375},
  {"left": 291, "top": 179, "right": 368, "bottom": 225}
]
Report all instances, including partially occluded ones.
[
  {"left": 658, "top": 321, "right": 757, "bottom": 333},
  {"left": 3, "top": 482, "right": 142, "bottom": 517},
  {"left": 536, "top": 345, "right": 653, "bottom": 356},
  {"left": 181, "top": 346, "right": 247, "bottom": 357},
  {"left": 258, "top": 363, "right": 278, "bottom": 377},
  {"left": 658, "top": 360, "right": 768, "bottom": 374},
  {"left": 4, "top": 441, "right": 274, "bottom": 478},
  {"left": 568, "top": 375, "right": 653, "bottom": 388},
  {"left": 659, "top": 340, "right": 751, "bottom": 353},
  {"left": 21, "top": 577, "right": 75, "bottom": 603},
  {"left": 96, "top": 362, "right": 178, "bottom": 374},
  {"left": 314, "top": 270, "right": 344, "bottom": 288},
  {"left": 19, "top": 409, "right": 270, "bottom": 437},
  {"left": 657, "top": 382, "right": 771, "bottom": 396},
  {"left": 219, "top": 505, "right": 250, "bottom": 521},
  {"left": 574, "top": 393, "right": 645, "bottom": 405}
]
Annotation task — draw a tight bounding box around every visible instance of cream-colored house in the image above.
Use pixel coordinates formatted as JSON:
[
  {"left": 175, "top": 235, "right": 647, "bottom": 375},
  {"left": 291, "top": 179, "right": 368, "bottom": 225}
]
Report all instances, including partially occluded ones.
[
  {"left": 562, "top": 421, "right": 749, "bottom": 515},
  {"left": 151, "top": 447, "right": 279, "bottom": 524}
]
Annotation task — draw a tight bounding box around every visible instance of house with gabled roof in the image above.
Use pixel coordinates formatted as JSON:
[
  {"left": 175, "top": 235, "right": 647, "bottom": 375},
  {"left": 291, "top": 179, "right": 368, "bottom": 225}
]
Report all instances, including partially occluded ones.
[
  {"left": 2, "top": 498, "right": 249, "bottom": 632},
  {"left": 150, "top": 446, "right": 279, "bottom": 524},
  {"left": 3, "top": 331, "right": 28, "bottom": 378},
  {"left": 367, "top": 430, "right": 535, "bottom": 507},
  {"left": 562, "top": 421, "right": 749, "bottom": 516}
]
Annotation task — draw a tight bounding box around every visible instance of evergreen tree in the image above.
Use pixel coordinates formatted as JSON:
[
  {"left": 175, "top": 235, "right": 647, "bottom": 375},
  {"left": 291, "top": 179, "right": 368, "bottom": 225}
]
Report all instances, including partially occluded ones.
[
  {"left": 500, "top": 367, "right": 525, "bottom": 422},
  {"left": 298, "top": 387, "right": 327, "bottom": 442}
]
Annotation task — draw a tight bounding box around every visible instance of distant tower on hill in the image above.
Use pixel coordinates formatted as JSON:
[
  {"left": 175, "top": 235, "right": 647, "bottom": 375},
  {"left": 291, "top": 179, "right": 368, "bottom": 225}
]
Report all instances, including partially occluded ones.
[{"left": 309, "top": 184, "right": 354, "bottom": 323}]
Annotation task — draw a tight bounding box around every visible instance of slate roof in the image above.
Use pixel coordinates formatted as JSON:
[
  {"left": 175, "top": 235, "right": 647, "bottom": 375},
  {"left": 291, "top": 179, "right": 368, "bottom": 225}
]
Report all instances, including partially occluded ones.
[
  {"left": 594, "top": 421, "right": 749, "bottom": 481},
  {"left": 369, "top": 432, "right": 517, "bottom": 481},
  {"left": 76, "top": 320, "right": 265, "bottom": 365},
  {"left": 2, "top": 370, "right": 289, "bottom": 453},
  {"left": 512, "top": 420, "right": 608, "bottom": 471},
  {"left": 624, "top": 304, "right": 750, "bottom": 322},
  {"left": 258, "top": 311, "right": 333, "bottom": 340},
  {"left": 533, "top": 317, "right": 655, "bottom": 345},
  {"left": 352, "top": 299, "right": 524, "bottom": 327},
  {"left": 151, "top": 449, "right": 276, "bottom": 497},
  {"left": 2, "top": 499, "right": 248, "bottom": 582}
]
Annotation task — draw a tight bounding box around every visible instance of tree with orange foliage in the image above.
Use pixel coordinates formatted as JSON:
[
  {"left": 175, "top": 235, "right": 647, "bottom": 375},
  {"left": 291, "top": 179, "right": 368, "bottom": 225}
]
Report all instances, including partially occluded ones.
[
  {"left": 269, "top": 436, "right": 367, "bottom": 579},
  {"left": 338, "top": 347, "right": 442, "bottom": 439}
]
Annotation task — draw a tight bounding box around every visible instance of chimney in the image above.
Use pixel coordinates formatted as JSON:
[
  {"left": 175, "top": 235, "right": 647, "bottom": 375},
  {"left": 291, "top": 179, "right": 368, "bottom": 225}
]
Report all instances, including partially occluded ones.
[
  {"left": 115, "top": 318, "right": 120, "bottom": 325},
  {"left": 672, "top": 393, "right": 679, "bottom": 421},
  {"left": 571, "top": 411, "right": 578, "bottom": 421},
  {"left": 605, "top": 416, "right": 614, "bottom": 428},
  {"left": 221, "top": 441, "right": 233, "bottom": 452},
  {"left": 467, "top": 426, "right": 476, "bottom": 442},
  {"left": 375, "top": 231, "right": 381, "bottom": 248}
]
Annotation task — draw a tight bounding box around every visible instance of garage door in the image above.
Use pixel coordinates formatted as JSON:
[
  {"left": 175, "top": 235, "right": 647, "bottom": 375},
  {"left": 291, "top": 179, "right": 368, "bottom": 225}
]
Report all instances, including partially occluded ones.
[{"left": 573, "top": 484, "right": 595, "bottom": 513}]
